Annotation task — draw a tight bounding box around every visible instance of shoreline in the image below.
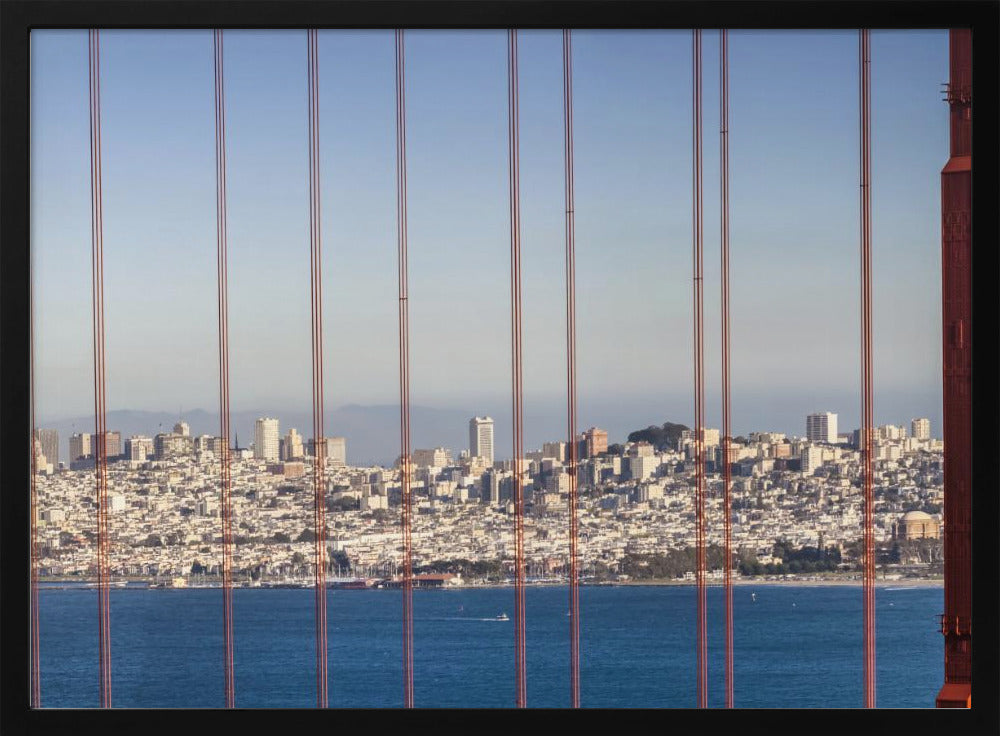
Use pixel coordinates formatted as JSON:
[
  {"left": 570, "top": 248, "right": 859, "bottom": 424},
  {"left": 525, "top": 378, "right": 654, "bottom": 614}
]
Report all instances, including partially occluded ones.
[{"left": 37, "top": 576, "right": 943, "bottom": 590}]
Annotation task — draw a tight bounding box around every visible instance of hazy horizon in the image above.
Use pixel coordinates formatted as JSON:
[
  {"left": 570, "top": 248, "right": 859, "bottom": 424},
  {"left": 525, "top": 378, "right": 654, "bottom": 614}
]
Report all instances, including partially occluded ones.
[{"left": 38, "top": 385, "right": 941, "bottom": 467}]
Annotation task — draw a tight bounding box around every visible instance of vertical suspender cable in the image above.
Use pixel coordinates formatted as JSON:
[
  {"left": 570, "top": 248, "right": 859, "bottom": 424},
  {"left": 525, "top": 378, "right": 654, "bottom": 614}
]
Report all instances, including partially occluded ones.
[
  {"left": 88, "top": 28, "right": 112, "bottom": 709},
  {"left": 719, "top": 27, "right": 734, "bottom": 710},
  {"left": 691, "top": 28, "right": 708, "bottom": 710},
  {"left": 859, "top": 28, "right": 876, "bottom": 709},
  {"left": 562, "top": 27, "right": 581, "bottom": 709},
  {"left": 506, "top": 27, "right": 527, "bottom": 708},
  {"left": 30, "top": 237, "right": 41, "bottom": 708},
  {"left": 213, "top": 28, "right": 236, "bottom": 709},
  {"left": 306, "top": 27, "right": 329, "bottom": 709},
  {"left": 394, "top": 27, "right": 415, "bottom": 709}
]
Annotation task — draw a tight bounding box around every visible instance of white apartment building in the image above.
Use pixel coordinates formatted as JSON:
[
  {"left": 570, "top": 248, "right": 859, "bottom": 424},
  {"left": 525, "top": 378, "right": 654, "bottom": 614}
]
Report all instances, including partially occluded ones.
[
  {"left": 126, "top": 435, "right": 154, "bottom": 462},
  {"left": 327, "top": 436, "right": 347, "bottom": 467},
  {"left": 254, "top": 417, "right": 280, "bottom": 461},
  {"left": 469, "top": 416, "right": 494, "bottom": 464},
  {"left": 413, "top": 447, "right": 453, "bottom": 468},
  {"left": 806, "top": 412, "right": 838, "bottom": 443},
  {"left": 801, "top": 445, "right": 825, "bottom": 474},
  {"left": 283, "top": 428, "right": 304, "bottom": 460},
  {"left": 879, "top": 424, "right": 907, "bottom": 440},
  {"left": 911, "top": 417, "right": 931, "bottom": 440}
]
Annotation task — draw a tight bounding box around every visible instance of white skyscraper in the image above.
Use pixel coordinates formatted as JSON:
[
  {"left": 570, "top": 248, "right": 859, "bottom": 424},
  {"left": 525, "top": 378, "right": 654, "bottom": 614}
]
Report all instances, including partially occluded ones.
[
  {"left": 806, "top": 412, "right": 838, "bottom": 443},
  {"left": 283, "top": 428, "right": 304, "bottom": 460},
  {"left": 911, "top": 417, "right": 931, "bottom": 440},
  {"left": 173, "top": 421, "right": 190, "bottom": 437},
  {"left": 469, "top": 416, "right": 495, "bottom": 464},
  {"left": 327, "top": 437, "right": 347, "bottom": 467},
  {"left": 254, "top": 417, "right": 280, "bottom": 461}
]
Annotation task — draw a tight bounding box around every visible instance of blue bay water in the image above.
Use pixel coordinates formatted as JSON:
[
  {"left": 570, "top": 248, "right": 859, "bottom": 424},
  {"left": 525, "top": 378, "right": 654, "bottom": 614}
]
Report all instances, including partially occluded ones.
[{"left": 38, "top": 584, "right": 941, "bottom": 708}]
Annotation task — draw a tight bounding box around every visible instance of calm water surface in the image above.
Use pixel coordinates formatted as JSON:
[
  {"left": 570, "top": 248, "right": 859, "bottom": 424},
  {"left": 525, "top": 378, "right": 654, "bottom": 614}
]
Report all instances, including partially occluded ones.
[{"left": 38, "top": 584, "right": 942, "bottom": 708}]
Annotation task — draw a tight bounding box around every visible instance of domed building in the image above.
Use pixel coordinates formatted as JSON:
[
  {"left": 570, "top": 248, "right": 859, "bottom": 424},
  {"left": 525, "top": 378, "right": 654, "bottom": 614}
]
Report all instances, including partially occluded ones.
[{"left": 893, "top": 510, "right": 941, "bottom": 540}]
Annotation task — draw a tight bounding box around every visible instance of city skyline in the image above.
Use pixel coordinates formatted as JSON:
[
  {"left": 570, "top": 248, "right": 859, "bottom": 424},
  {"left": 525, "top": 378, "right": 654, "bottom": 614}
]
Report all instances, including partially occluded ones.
[
  {"left": 31, "top": 29, "right": 947, "bottom": 444},
  {"left": 37, "top": 406, "right": 936, "bottom": 470}
]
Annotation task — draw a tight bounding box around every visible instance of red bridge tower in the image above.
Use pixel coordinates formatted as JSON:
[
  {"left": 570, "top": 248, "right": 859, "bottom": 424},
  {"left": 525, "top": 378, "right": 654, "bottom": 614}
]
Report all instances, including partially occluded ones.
[{"left": 935, "top": 27, "right": 972, "bottom": 710}]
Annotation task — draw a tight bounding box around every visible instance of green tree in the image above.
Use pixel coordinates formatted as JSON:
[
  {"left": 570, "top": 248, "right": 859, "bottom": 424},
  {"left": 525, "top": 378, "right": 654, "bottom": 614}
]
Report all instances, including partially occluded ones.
[
  {"left": 328, "top": 496, "right": 360, "bottom": 512},
  {"left": 627, "top": 421, "right": 690, "bottom": 450}
]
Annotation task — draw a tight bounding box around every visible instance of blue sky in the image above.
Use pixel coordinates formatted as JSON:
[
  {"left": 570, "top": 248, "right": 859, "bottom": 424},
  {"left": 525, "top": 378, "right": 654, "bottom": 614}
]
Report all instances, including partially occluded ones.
[{"left": 31, "top": 29, "right": 948, "bottom": 448}]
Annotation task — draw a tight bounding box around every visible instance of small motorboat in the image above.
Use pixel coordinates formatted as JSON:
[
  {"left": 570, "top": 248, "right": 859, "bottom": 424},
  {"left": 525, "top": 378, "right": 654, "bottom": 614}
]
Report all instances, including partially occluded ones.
[{"left": 495, "top": 612, "right": 510, "bottom": 621}]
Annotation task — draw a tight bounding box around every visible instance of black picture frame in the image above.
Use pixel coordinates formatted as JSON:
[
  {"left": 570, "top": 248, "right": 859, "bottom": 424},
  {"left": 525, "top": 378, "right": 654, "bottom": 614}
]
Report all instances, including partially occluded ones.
[{"left": 2, "top": 1, "right": 997, "bottom": 734}]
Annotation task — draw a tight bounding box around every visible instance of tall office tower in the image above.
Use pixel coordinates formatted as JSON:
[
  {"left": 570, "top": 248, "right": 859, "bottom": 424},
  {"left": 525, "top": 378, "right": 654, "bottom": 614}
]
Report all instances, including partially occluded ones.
[
  {"left": 542, "top": 441, "right": 566, "bottom": 462},
  {"left": 173, "top": 421, "right": 191, "bottom": 437},
  {"left": 469, "top": 416, "right": 495, "bottom": 464},
  {"left": 806, "top": 412, "right": 838, "bottom": 443},
  {"left": 480, "top": 468, "right": 501, "bottom": 505},
  {"left": 582, "top": 427, "right": 608, "bottom": 458},
  {"left": 208, "top": 436, "right": 226, "bottom": 456},
  {"left": 126, "top": 435, "right": 154, "bottom": 462},
  {"left": 103, "top": 431, "right": 122, "bottom": 458},
  {"left": 911, "top": 417, "right": 931, "bottom": 440},
  {"left": 69, "top": 432, "right": 92, "bottom": 461},
  {"left": 327, "top": 437, "right": 347, "bottom": 467},
  {"left": 254, "top": 417, "right": 280, "bottom": 461},
  {"left": 283, "top": 428, "right": 304, "bottom": 460},
  {"left": 307, "top": 436, "right": 346, "bottom": 467},
  {"left": 34, "top": 429, "right": 59, "bottom": 467}
]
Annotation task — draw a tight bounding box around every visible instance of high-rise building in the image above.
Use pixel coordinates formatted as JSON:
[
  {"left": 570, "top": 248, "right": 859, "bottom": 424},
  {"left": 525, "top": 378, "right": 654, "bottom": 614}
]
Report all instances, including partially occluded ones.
[
  {"left": 126, "top": 435, "right": 154, "bottom": 462},
  {"left": 154, "top": 433, "right": 193, "bottom": 460},
  {"left": 254, "top": 417, "right": 280, "bottom": 461},
  {"left": 34, "top": 429, "right": 59, "bottom": 467},
  {"left": 308, "top": 436, "right": 346, "bottom": 467},
  {"left": 806, "top": 412, "right": 838, "bottom": 443},
  {"left": 103, "top": 431, "right": 122, "bottom": 459},
  {"left": 327, "top": 437, "right": 346, "bottom": 467},
  {"left": 541, "top": 441, "right": 566, "bottom": 462},
  {"left": 801, "top": 445, "right": 825, "bottom": 474},
  {"left": 582, "top": 427, "right": 608, "bottom": 458},
  {"left": 174, "top": 421, "right": 191, "bottom": 437},
  {"left": 32, "top": 437, "right": 47, "bottom": 468},
  {"left": 283, "top": 428, "right": 304, "bottom": 460},
  {"left": 469, "top": 416, "right": 494, "bottom": 464},
  {"left": 413, "top": 447, "right": 453, "bottom": 468},
  {"left": 878, "top": 424, "right": 907, "bottom": 441},
  {"left": 73, "top": 431, "right": 122, "bottom": 460},
  {"left": 480, "top": 468, "right": 501, "bottom": 505},
  {"left": 69, "top": 432, "right": 92, "bottom": 461},
  {"left": 911, "top": 417, "right": 931, "bottom": 440}
]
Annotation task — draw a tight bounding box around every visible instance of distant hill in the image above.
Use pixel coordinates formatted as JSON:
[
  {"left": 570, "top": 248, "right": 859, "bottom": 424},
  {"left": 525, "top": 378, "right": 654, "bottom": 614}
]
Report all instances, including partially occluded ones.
[
  {"left": 40, "top": 405, "right": 477, "bottom": 468},
  {"left": 626, "top": 421, "right": 690, "bottom": 451}
]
